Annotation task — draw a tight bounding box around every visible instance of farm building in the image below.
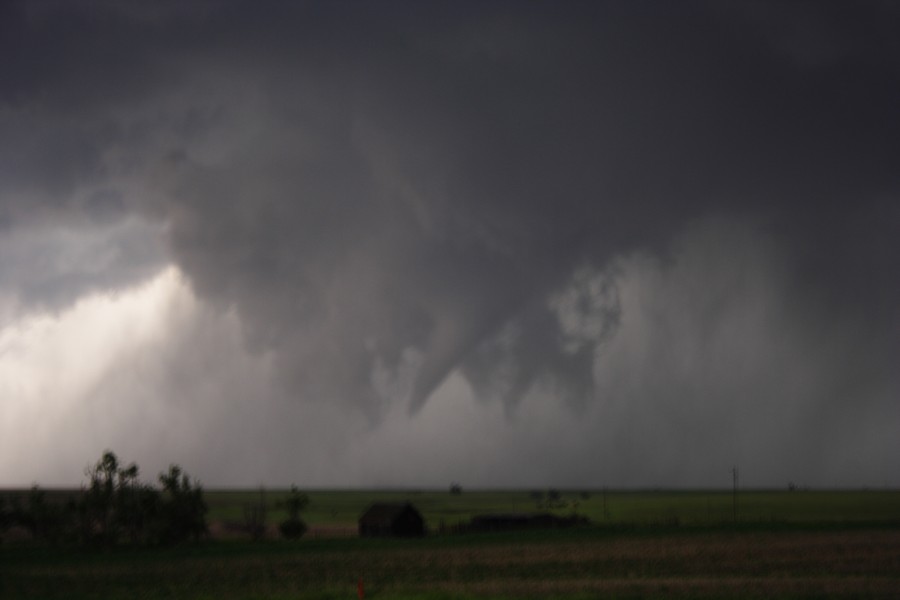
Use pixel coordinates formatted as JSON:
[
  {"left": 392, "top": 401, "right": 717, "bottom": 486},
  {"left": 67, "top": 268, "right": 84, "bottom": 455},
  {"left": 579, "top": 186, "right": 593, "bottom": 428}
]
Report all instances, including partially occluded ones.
[{"left": 358, "top": 502, "right": 425, "bottom": 537}]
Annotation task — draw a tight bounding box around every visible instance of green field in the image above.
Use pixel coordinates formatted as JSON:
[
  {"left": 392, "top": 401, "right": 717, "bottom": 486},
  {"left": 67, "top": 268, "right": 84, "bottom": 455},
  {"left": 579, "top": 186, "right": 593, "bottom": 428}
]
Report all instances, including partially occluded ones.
[
  {"left": 3, "top": 489, "right": 899, "bottom": 599},
  {"left": 203, "top": 488, "right": 900, "bottom": 531}
]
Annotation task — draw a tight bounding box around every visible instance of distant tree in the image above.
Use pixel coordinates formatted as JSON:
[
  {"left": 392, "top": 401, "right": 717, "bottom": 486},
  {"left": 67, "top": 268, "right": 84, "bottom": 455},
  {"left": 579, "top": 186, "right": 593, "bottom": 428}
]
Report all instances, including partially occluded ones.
[
  {"left": 547, "top": 489, "right": 563, "bottom": 509},
  {"left": 278, "top": 485, "right": 309, "bottom": 540},
  {"left": 6, "top": 494, "right": 25, "bottom": 535},
  {"left": 83, "top": 450, "right": 121, "bottom": 543},
  {"left": 283, "top": 485, "right": 309, "bottom": 518},
  {"left": 81, "top": 450, "right": 162, "bottom": 545},
  {"left": 6, "top": 450, "right": 210, "bottom": 548},
  {"left": 115, "top": 462, "right": 161, "bottom": 544},
  {"left": 449, "top": 483, "right": 462, "bottom": 495},
  {"left": 243, "top": 486, "right": 268, "bottom": 541},
  {"left": 530, "top": 490, "right": 544, "bottom": 509},
  {"left": 24, "top": 485, "right": 68, "bottom": 543},
  {"left": 0, "top": 495, "right": 9, "bottom": 536},
  {"left": 158, "top": 464, "right": 208, "bottom": 544}
]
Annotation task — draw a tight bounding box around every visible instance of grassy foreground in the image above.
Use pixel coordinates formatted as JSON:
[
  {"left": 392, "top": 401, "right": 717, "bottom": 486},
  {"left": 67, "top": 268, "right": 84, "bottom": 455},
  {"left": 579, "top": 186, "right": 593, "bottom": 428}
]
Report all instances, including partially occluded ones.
[
  {"left": 3, "top": 524, "right": 899, "bottom": 599},
  {"left": 3, "top": 489, "right": 899, "bottom": 599}
]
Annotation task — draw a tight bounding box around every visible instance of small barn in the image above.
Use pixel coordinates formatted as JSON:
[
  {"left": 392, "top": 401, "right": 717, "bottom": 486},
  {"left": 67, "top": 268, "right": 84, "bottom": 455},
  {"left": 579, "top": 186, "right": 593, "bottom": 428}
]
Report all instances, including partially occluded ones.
[{"left": 358, "top": 502, "right": 425, "bottom": 537}]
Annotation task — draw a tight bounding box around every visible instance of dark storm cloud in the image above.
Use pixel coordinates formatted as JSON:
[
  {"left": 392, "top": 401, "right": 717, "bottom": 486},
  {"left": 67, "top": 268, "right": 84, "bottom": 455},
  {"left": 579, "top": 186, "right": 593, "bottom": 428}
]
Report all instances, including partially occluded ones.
[{"left": 1, "top": 0, "right": 897, "bottom": 458}]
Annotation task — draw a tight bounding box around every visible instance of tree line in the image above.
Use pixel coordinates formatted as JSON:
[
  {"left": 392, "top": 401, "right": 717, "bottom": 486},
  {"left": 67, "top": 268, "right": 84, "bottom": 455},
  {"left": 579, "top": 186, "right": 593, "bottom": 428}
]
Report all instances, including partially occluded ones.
[{"left": 0, "top": 450, "right": 207, "bottom": 546}]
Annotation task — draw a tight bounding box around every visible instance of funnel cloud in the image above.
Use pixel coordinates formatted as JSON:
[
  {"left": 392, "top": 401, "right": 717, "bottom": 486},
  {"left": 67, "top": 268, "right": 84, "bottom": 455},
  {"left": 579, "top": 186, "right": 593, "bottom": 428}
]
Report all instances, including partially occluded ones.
[{"left": 0, "top": 1, "right": 897, "bottom": 488}]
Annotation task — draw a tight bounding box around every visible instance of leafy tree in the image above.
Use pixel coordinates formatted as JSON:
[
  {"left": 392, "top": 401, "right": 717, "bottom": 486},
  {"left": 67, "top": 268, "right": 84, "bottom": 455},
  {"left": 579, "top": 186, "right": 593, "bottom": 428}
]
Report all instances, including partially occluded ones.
[
  {"left": 83, "top": 450, "right": 121, "bottom": 543},
  {"left": 2, "top": 451, "right": 208, "bottom": 548},
  {"left": 80, "top": 450, "right": 161, "bottom": 545},
  {"left": 278, "top": 485, "right": 308, "bottom": 540},
  {"left": 158, "top": 464, "right": 208, "bottom": 544}
]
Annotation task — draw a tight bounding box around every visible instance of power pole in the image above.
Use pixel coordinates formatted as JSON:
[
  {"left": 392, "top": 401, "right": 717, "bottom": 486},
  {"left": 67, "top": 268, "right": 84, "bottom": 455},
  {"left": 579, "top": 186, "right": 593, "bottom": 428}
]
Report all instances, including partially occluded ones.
[{"left": 731, "top": 466, "right": 739, "bottom": 524}]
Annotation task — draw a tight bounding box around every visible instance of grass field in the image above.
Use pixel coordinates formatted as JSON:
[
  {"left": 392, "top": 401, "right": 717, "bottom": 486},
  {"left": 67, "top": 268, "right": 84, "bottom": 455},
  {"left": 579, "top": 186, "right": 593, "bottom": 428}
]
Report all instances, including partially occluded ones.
[
  {"left": 3, "top": 524, "right": 899, "bottom": 598},
  {"left": 3, "top": 489, "right": 899, "bottom": 599},
  {"left": 203, "top": 488, "right": 900, "bottom": 531}
]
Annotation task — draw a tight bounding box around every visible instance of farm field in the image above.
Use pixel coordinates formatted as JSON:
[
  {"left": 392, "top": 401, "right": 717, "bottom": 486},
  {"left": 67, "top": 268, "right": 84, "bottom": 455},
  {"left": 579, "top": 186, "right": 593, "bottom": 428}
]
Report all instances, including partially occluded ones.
[
  {"left": 3, "top": 525, "right": 899, "bottom": 599},
  {"left": 3, "top": 489, "right": 899, "bottom": 599},
  {"left": 201, "top": 488, "right": 900, "bottom": 533}
]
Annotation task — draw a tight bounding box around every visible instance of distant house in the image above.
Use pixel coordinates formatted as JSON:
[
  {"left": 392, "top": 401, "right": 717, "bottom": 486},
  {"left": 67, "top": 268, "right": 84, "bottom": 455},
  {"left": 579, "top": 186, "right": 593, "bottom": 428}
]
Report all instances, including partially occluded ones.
[{"left": 358, "top": 502, "right": 425, "bottom": 537}]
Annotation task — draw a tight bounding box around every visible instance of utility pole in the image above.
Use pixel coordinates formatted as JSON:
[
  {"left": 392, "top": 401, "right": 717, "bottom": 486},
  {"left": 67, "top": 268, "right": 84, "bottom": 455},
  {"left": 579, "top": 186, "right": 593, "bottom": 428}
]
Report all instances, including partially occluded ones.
[{"left": 731, "top": 466, "right": 739, "bottom": 524}]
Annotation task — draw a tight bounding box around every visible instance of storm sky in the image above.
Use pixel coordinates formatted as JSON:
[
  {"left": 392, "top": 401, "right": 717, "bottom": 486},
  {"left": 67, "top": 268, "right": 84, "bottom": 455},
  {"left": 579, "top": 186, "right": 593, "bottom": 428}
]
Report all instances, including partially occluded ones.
[{"left": 1, "top": 0, "right": 898, "bottom": 489}]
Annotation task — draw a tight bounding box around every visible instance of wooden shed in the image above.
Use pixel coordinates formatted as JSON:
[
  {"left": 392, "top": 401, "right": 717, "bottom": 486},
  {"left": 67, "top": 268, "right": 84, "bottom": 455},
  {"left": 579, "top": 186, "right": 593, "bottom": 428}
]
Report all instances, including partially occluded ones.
[{"left": 358, "top": 502, "right": 425, "bottom": 537}]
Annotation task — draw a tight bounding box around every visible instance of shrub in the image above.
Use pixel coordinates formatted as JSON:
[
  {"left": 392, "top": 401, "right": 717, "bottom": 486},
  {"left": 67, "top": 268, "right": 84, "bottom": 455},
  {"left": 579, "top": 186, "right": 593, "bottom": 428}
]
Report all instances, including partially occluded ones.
[{"left": 279, "top": 517, "right": 307, "bottom": 539}]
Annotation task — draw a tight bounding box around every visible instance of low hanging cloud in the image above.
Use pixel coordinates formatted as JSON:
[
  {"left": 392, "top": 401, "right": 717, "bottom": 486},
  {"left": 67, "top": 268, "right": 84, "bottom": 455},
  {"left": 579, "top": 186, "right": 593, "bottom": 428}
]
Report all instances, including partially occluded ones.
[{"left": 0, "top": 1, "right": 897, "bottom": 486}]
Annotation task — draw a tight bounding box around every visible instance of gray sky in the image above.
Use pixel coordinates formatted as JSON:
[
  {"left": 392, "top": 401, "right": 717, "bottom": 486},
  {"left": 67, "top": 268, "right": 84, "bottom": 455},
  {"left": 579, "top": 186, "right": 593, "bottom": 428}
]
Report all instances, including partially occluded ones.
[{"left": 1, "top": 0, "right": 898, "bottom": 489}]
